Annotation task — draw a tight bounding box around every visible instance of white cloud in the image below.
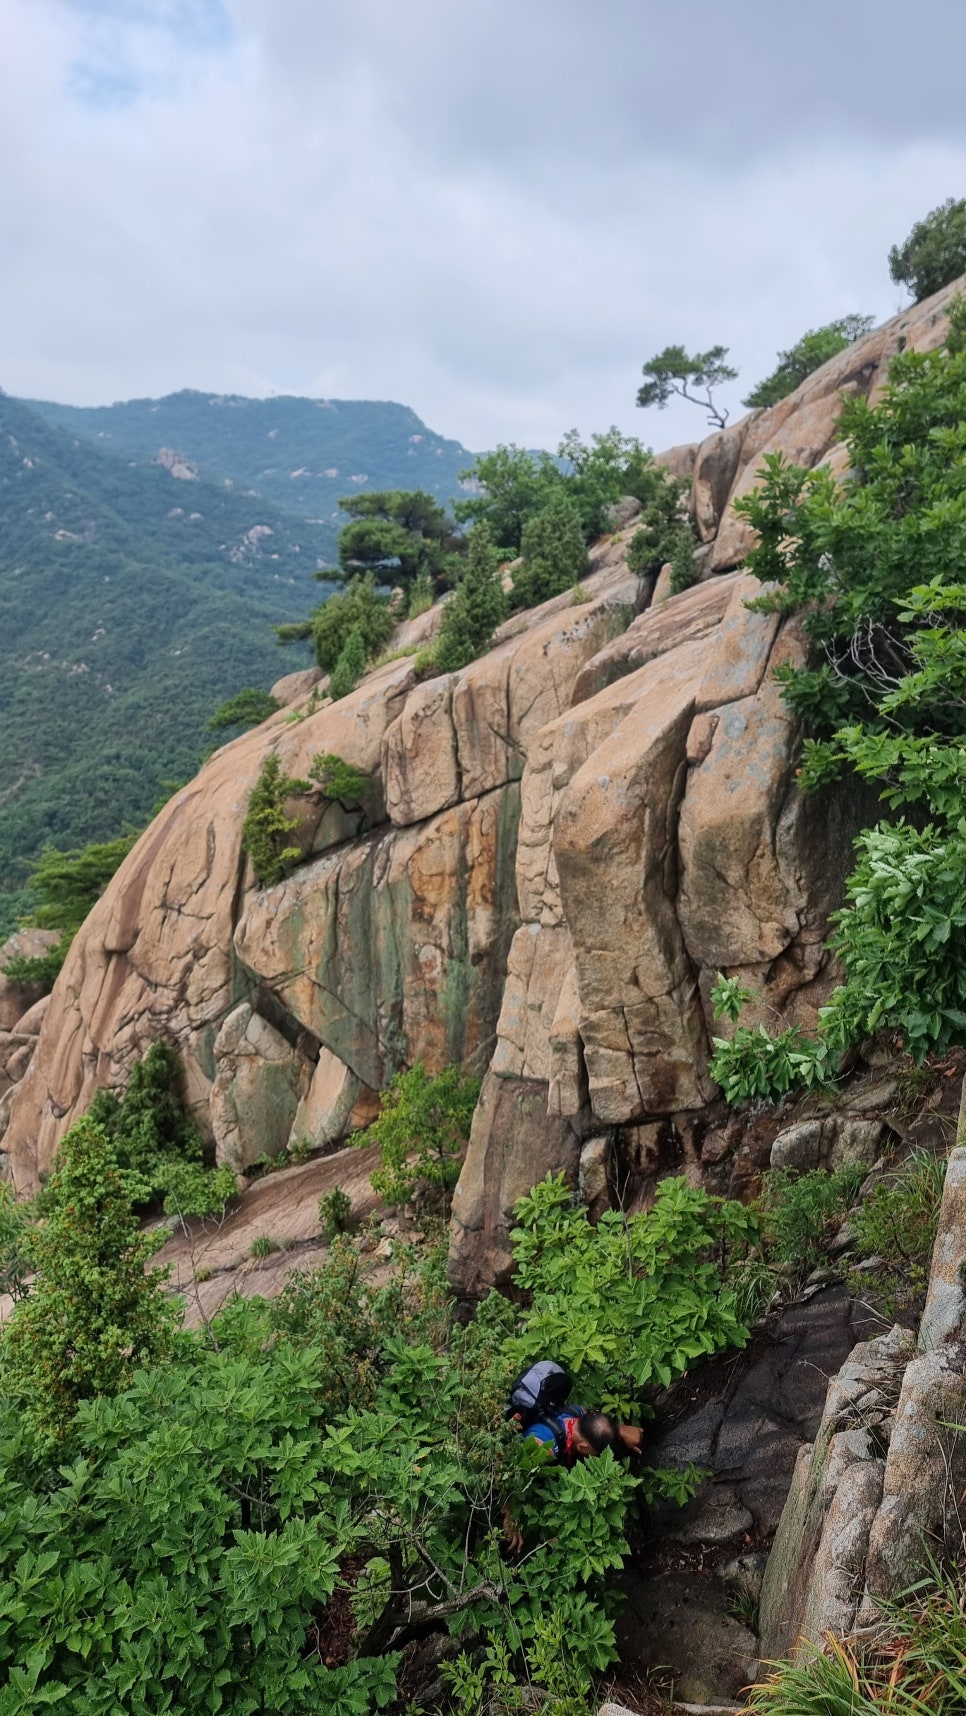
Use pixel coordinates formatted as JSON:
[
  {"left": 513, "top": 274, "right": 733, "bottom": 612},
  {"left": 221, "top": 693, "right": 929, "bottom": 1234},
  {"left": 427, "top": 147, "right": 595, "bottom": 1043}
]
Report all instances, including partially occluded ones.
[{"left": 3, "top": 0, "right": 966, "bottom": 453}]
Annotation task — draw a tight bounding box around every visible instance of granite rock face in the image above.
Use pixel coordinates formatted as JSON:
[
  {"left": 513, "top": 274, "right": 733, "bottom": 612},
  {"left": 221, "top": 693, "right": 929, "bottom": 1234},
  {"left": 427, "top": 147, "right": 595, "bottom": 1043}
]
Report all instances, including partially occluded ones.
[{"left": 6, "top": 288, "right": 961, "bottom": 1299}]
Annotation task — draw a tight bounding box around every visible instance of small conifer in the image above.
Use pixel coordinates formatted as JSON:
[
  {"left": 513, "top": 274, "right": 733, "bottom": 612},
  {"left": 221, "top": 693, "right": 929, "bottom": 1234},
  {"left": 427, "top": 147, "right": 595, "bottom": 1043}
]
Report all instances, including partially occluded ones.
[
  {"left": 435, "top": 523, "right": 508, "bottom": 673},
  {"left": 328, "top": 625, "right": 367, "bottom": 700}
]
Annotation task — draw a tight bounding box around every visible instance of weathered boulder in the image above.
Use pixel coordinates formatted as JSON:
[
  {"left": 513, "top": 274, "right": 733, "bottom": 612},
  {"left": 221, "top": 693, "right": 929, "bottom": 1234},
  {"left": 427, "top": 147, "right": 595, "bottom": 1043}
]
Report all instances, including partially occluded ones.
[
  {"left": 0, "top": 930, "right": 59, "bottom": 1030},
  {"left": 210, "top": 1002, "right": 310, "bottom": 1172},
  {"left": 235, "top": 784, "right": 521, "bottom": 1092},
  {"left": 269, "top": 665, "right": 323, "bottom": 705},
  {"left": 861, "top": 1348, "right": 966, "bottom": 1612},
  {"left": 918, "top": 1145, "right": 966, "bottom": 1351},
  {"left": 758, "top": 1323, "right": 914, "bottom": 1658},
  {"left": 448, "top": 1069, "right": 586, "bottom": 1295},
  {"left": 287, "top": 1046, "right": 378, "bottom": 1154}
]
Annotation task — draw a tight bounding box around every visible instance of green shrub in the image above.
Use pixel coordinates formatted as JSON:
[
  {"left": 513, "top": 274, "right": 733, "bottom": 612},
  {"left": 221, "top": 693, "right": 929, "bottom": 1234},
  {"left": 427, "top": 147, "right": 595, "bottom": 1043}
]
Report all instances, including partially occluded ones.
[
  {"left": 241, "top": 751, "right": 310, "bottom": 887},
  {"left": 335, "top": 488, "right": 461, "bottom": 592},
  {"left": 512, "top": 492, "right": 587, "bottom": 610},
  {"left": 709, "top": 1022, "right": 832, "bottom": 1106},
  {"left": 889, "top": 196, "right": 966, "bottom": 302},
  {"left": 759, "top": 1165, "right": 865, "bottom": 1276},
  {"left": 1, "top": 832, "right": 139, "bottom": 989},
  {"left": 277, "top": 571, "right": 394, "bottom": 673},
  {"left": 508, "top": 1171, "right": 758, "bottom": 1419},
  {"left": 207, "top": 686, "right": 281, "bottom": 733},
  {"left": 709, "top": 303, "right": 966, "bottom": 1101},
  {"left": 1, "top": 1117, "right": 176, "bottom": 1443},
  {"left": 0, "top": 1182, "right": 32, "bottom": 1303},
  {"left": 353, "top": 1062, "right": 480, "bottom": 1207},
  {"left": 848, "top": 1148, "right": 947, "bottom": 1313},
  {"left": 308, "top": 751, "right": 374, "bottom": 809},
  {"left": 328, "top": 624, "right": 367, "bottom": 700},
  {"left": 79, "top": 1040, "right": 235, "bottom": 1222},
  {"left": 743, "top": 314, "right": 874, "bottom": 409},
  {"left": 406, "top": 568, "right": 434, "bottom": 618},
  {"left": 249, "top": 1234, "right": 279, "bottom": 1258},
  {"left": 434, "top": 521, "right": 508, "bottom": 673},
  {"left": 318, "top": 1186, "right": 354, "bottom": 1241},
  {"left": 626, "top": 466, "right": 694, "bottom": 580}
]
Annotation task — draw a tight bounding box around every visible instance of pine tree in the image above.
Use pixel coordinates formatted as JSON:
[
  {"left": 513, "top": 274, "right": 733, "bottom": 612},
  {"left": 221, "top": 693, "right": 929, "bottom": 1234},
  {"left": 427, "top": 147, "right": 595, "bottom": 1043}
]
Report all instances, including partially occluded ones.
[
  {"left": 328, "top": 625, "right": 368, "bottom": 700},
  {"left": 434, "top": 523, "right": 508, "bottom": 673},
  {"left": 513, "top": 492, "right": 588, "bottom": 610}
]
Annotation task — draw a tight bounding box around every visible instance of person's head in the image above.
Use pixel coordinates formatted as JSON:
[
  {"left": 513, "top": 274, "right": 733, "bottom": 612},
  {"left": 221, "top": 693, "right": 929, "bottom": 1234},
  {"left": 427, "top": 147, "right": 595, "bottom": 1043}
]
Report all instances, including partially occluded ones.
[{"left": 571, "top": 1411, "right": 618, "bottom": 1459}]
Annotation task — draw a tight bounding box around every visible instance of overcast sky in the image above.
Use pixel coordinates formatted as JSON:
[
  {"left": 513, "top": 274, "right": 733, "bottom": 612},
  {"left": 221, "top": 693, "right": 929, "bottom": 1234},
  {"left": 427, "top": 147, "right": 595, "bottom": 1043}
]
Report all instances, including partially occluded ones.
[{"left": 5, "top": 0, "right": 966, "bottom": 453}]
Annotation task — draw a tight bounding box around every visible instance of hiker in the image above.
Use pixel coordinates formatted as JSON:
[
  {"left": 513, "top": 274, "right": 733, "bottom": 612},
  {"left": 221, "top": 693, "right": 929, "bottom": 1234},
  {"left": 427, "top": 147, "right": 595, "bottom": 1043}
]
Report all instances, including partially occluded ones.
[{"left": 503, "top": 1363, "right": 644, "bottom": 1551}]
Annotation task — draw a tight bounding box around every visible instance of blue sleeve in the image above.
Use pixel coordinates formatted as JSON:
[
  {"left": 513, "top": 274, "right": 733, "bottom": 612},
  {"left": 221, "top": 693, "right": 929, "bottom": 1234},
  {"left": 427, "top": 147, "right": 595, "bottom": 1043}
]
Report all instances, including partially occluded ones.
[{"left": 523, "top": 1422, "right": 556, "bottom": 1446}]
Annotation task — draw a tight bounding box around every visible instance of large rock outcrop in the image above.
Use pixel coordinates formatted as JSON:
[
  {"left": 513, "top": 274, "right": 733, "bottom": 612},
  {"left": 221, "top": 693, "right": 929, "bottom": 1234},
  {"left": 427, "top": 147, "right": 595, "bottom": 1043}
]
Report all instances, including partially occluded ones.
[{"left": 4, "top": 280, "right": 962, "bottom": 1296}]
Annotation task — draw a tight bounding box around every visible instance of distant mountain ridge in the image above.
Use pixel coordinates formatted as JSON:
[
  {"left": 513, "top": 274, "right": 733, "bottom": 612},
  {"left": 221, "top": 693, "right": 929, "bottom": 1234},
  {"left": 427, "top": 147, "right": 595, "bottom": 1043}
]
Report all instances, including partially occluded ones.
[
  {"left": 0, "top": 388, "right": 479, "bottom": 933},
  {"left": 25, "top": 391, "right": 476, "bottom": 555}
]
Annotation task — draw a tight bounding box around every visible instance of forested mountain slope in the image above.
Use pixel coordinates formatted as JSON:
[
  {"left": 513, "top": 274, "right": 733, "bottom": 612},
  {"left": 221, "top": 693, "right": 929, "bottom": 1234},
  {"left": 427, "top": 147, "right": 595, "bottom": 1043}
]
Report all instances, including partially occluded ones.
[
  {"left": 25, "top": 390, "right": 475, "bottom": 548},
  {"left": 0, "top": 391, "right": 321, "bottom": 925}
]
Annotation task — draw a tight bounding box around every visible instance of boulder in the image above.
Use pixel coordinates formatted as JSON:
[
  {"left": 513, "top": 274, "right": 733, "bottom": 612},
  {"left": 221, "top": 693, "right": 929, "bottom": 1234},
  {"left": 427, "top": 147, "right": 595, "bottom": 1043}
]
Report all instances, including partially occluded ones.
[
  {"left": 269, "top": 665, "right": 323, "bottom": 705},
  {"left": 448, "top": 1069, "right": 585, "bottom": 1296},
  {"left": 287, "top": 1046, "right": 379, "bottom": 1154},
  {"left": 654, "top": 440, "right": 700, "bottom": 481},
  {"left": 235, "top": 785, "right": 521, "bottom": 1093},
  {"left": 918, "top": 1146, "right": 966, "bottom": 1351},
  {"left": 758, "top": 1322, "right": 914, "bottom": 1658},
  {"left": 0, "top": 929, "right": 59, "bottom": 1031},
  {"left": 210, "top": 1003, "right": 310, "bottom": 1172},
  {"left": 603, "top": 494, "right": 643, "bottom": 530},
  {"left": 862, "top": 1349, "right": 966, "bottom": 1608}
]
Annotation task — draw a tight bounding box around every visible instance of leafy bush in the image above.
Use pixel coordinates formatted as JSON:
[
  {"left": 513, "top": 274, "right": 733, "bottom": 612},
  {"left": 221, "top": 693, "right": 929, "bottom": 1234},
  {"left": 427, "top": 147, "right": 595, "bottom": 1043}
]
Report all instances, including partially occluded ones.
[
  {"left": 709, "top": 1023, "right": 832, "bottom": 1106},
  {"left": 820, "top": 820, "right": 966, "bottom": 1061},
  {"left": 1, "top": 832, "right": 139, "bottom": 989},
  {"left": 889, "top": 196, "right": 966, "bottom": 302},
  {"left": 743, "top": 314, "right": 874, "bottom": 409},
  {"left": 709, "top": 299, "right": 966, "bottom": 1100},
  {"left": 353, "top": 1062, "right": 480, "bottom": 1207},
  {"left": 277, "top": 572, "right": 394, "bottom": 674},
  {"left": 1, "top": 1117, "right": 177, "bottom": 1443},
  {"left": 512, "top": 492, "right": 588, "bottom": 610},
  {"left": 241, "top": 751, "right": 310, "bottom": 887},
  {"left": 508, "top": 1172, "right": 758, "bottom": 1419},
  {"left": 456, "top": 428, "right": 670, "bottom": 551},
  {"left": 454, "top": 443, "right": 564, "bottom": 552},
  {"left": 207, "top": 686, "right": 281, "bottom": 732},
  {"left": 0, "top": 1163, "right": 760, "bottom": 1711},
  {"left": 328, "top": 625, "right": 367, "bottom": 700},
  {"left": 759, "top": 1165, "right": 865, "bottom": 1277},
  {"left": 848, "top": 1147, "right": 947, "bottom": 1313},
  {"left": 308, "top": 751, "right": 374, "bottom": 809},
  {"left": 319, "top": 1186, "right": 354, "bottom": 1240},
  {"left": 434, "top": 521, "right": 508, "bottom": 673}
]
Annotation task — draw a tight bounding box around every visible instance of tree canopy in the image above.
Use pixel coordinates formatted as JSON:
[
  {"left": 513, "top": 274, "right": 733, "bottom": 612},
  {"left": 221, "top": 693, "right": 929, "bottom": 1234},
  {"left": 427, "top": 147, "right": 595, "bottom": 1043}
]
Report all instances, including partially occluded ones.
[
  {"left": 743, "top": 315, "right": 874, "bottom": 409},
  {"left": 636, "top": 344, "right": 738, "bottom": 428},
  {"left": 889, "top": 196, "right": 966, "bottom": 303}
]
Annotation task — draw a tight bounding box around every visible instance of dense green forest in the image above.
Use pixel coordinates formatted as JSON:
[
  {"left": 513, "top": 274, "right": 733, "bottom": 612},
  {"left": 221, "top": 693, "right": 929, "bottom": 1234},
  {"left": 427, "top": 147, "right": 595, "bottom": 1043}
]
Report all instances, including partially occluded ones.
[
  {"left": 26, "top": 391, "right": 475, "bottom": 557},
  {"left": 0, "top": 390, "right": 324, "bottom": 932},
  {"left": 0, "top": 392, "right": 479, "bottom": 939}
]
